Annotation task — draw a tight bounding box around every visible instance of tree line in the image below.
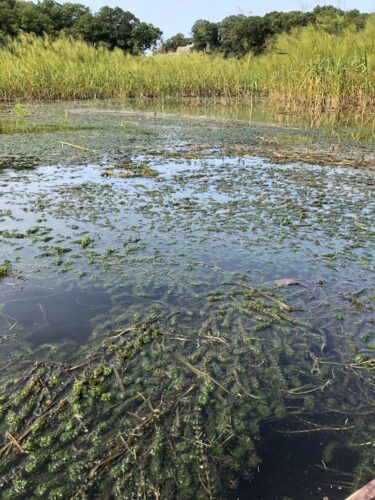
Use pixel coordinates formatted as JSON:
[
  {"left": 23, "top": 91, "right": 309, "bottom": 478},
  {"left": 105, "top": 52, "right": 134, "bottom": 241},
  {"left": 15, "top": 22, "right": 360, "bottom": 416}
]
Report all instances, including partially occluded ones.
[
  {"left": 0, "top": 0, "right": 162, "bottom": 53},
  {"left": 0, "top": 2, "right": 370, "bottom": 56},
  {"left": 162, "top": 6, "right": 370, "bottom": 57}
]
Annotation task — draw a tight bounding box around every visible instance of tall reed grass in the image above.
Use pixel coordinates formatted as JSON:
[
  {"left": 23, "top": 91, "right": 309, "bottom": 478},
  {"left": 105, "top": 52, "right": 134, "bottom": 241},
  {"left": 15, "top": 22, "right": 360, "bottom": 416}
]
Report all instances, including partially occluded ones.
[
  {"left": 0, "top": 17, "right": 374, "bottom": 110},
  {"left": 260, "top": 19, "right": 375, "bottom": 111}
]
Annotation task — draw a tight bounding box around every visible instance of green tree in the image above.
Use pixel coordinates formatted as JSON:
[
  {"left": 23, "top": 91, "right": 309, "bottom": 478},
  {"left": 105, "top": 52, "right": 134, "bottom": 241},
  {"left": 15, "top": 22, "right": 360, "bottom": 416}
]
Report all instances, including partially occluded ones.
[
  {"left": 55, "top": 2, "right": 90, "bottom": 32},
  {"left": 344, "top": 10, "right": 368, "bottom": 30},
  {"left": 37, "top": 0, "right": 64, "bottom": 32},
  {"left": 77, "top": 7, "right": 161, "bottom": 53},
  {"left": 90, "top": 7, "right": 137, "bottom": 49},
  {"left": 0, "top": 0, "right": 19, "bottom": 40},
  {"left": 313, "top": 5, "right": 369, "bottom": 34},
  {"left": 71, "top": 10, "right": 95, "bottom": 40},
  {"left": 220, "top": 15, "right": 271, "bottom": 57},
  {"left": 0, "top": 1, "right": 369, "bottom": 56},
  {"left": 191, "top": 19, "right": 219, "bottom": 51},
  {"left": 161, "top": 33, "right": 192, "bottom": 53},
  {"left": 264, "top": 11, "right": 314, "bottom": 35},
  {"left": 131, "top": 22, "right": 162, "bottom": 53},
  {"left": 16, "top": 1, "right": 54, "bottom": 36}
]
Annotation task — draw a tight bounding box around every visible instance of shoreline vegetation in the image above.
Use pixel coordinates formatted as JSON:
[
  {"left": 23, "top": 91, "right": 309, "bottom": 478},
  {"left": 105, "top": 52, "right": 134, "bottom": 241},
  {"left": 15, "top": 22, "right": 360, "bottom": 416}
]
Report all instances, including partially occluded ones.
[{"left": 0, "top": 18, "right": 374, "bottom": 110}]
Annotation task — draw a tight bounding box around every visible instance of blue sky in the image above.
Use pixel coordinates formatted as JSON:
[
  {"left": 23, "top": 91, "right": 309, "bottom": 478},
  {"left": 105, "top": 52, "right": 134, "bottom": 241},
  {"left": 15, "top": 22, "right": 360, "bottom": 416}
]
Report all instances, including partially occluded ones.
[{"left": 76, "top": 1, "right": 375, "bottom": 38}]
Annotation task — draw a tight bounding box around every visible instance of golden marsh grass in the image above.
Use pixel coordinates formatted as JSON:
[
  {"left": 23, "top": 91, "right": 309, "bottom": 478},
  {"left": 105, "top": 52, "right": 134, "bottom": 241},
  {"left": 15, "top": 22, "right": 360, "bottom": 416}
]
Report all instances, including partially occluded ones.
[{"left": 0, "top": 18, "right": 374, "bottom": 110}]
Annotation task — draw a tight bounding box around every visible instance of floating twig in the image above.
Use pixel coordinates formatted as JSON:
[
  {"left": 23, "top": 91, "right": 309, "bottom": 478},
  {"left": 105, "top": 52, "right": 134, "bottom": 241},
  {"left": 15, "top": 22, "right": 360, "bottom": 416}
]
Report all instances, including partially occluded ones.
[{"left": 60, "top": 141, "right": 97, "bottom": 153}]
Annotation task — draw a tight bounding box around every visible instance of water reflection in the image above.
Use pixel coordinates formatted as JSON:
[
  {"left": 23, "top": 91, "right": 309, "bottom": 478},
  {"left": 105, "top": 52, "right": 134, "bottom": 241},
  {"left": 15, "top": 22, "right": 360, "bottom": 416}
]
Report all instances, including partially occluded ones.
[
  {"left": 93, "top": 97, "right": 375, "bottom": 144},
  {"left": 0, "top": 119, "right": 92, "bottom": 135}
]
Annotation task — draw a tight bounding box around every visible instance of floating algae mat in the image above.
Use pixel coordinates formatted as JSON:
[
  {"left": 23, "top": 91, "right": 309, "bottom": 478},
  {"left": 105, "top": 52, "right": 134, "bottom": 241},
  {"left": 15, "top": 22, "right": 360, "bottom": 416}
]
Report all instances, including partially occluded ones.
[{"left": 0, "top": 101, "right": 374, "bottom": 498}]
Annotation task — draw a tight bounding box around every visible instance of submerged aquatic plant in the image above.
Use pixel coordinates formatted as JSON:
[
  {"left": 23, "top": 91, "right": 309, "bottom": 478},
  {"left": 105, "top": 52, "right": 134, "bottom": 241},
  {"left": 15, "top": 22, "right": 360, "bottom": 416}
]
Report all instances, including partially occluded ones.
[{"left": 0, "top": 285, "right": 373, "bottom": 498}]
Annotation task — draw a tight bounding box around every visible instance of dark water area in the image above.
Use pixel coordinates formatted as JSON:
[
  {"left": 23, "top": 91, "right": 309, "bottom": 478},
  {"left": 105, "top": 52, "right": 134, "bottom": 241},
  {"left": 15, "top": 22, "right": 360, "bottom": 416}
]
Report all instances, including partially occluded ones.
[
  {"left": 0, "top": 100, "right": 374, "bottom": 498},
  {"left": 238, "top": 426, "right": 360, "bottom": 499},
  {"left": 1, "top": 283, "right": 111, "bottom": 345}
]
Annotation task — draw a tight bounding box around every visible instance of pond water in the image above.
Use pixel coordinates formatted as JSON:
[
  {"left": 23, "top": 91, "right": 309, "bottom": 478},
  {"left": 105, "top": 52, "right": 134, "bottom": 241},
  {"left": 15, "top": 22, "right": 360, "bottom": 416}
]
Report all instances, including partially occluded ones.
[{"left": 0, "top": 100, "right": 374, "bottom": 499}]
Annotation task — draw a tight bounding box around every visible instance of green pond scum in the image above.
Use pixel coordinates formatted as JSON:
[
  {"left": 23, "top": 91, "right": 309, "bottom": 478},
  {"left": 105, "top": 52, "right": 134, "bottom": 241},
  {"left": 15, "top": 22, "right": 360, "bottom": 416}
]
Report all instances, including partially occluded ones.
[{"left": 0, "top": 100, "right": 374, "bottom": 499}]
